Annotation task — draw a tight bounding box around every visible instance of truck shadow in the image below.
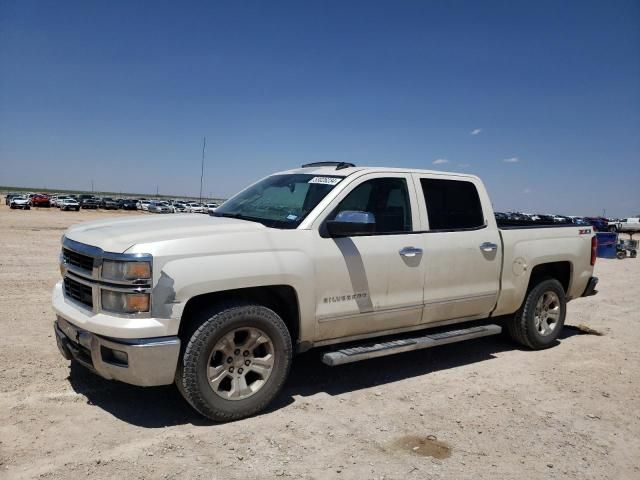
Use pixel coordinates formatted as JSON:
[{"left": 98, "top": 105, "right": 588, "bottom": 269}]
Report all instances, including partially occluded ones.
[{"left": 67, "top": 325, "right": 585, "bottom": 428}]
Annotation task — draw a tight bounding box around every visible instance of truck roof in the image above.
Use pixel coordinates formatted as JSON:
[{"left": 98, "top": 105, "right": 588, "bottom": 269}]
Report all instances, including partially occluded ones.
[{"left": 278, "top": 164, "right": 479, "bottom": 180}]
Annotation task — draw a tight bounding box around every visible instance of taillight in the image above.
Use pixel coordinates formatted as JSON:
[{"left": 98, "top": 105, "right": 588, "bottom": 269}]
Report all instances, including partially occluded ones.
[{"left": 591, "top": 235, "right": 597, "bottom": 266}]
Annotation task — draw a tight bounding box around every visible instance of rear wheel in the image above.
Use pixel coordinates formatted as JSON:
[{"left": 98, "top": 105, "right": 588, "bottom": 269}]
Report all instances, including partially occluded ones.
[
  {"left": 616, "top": 250, "right": 626, "bottom": 260},
  {"left": 176, "top": 302, "right": 292, "bottom": 422},
  {"left": 507, "top": 279, "right": 566, "bottom": 349}
]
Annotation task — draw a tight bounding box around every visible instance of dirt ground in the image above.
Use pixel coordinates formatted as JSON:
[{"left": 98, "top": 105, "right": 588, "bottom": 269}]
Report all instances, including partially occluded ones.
[{"left": 1, "top": 204, "right": 639, "bottom": 480}]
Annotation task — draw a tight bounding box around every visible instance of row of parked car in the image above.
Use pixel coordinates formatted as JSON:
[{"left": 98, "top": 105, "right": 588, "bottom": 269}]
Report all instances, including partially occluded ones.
[
  {"left": 494, "top": 212, "right": 640, "bottom": 233},
  {"left": 136, "top": 199, "right": 220, "bottom": 214},
  {"left": 4, "top": 192, "right": 221, "bottom": 215}
]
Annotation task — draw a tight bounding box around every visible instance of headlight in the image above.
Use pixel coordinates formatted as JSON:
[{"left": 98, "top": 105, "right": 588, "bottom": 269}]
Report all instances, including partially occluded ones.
[
  {"left": 102, "top": 260, "right": 151, "bottom": 281},
  {"left": 101, "top": 290, "right": 150, "bottom": 313}
]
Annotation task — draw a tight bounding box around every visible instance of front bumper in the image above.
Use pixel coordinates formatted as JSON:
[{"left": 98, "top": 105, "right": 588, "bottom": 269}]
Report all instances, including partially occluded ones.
[
  {"left": 582, "top": 276, "right": 599, "bottom": 297},
  {"left": 54, "top": 316, "right": 180, "bottom": 387}
]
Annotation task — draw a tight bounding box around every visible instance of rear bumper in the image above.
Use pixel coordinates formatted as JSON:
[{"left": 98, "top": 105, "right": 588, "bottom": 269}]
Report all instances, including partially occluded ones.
[
  {"left": 54, "top": 316, "right": 180, "bottom": 387},
  {"left": 581, "top": 276, "right": 598, "bottom": 297}
]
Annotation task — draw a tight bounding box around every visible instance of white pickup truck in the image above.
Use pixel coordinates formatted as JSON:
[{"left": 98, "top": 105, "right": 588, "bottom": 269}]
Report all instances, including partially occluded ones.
[
  {"left": 53, "top": 163, "right": 599, "bottom": 421},
  {"left": 609, "top": 218, "right": 640, "bottom": 234}
]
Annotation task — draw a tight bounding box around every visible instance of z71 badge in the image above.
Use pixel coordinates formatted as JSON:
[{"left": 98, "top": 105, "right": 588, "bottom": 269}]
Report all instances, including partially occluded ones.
[{"left": 579, "top": 228, "right": 592, "bottom": 235}]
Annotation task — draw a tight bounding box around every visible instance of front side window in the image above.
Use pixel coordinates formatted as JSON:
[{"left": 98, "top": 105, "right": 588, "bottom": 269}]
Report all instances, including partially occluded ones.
[
  {"left": 328, "top": 177, "right": 412, "bottom": 234},
  {"left": 420, "top": 178, "right": 484, "bottom": 230},
  {"left": 215, "top": 174, "right": 344, "bottom": 228}
]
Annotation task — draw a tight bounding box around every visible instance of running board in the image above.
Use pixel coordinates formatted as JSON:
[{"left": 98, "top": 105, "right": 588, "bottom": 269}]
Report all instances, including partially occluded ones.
[{"left": 321, "top": 324, "right": 502, "bottom": 366}]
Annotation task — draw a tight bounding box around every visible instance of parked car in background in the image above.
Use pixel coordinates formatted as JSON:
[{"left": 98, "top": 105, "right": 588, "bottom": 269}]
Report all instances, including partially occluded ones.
[
  {"left": 60, "top": 198, "right": 80, "bottom": 211},
  {"left": 186, "top": 202, "right": 205, "bottom": 213},
  {"left": 609, "top": 218, "right": 640, "bottom": 234},
  {"left": 9, "top": 196, "right": 30, "bottom": 210},
  {"left": 584, "top": 217, "right": 609, "bottom": 232},
  {"left": 118, "top": 199, "right": 138, "bottom": 210},
  {"left": 137, "top": 200, "right": 151, "bottom": 211},
  {"left": 54, "top": 195, "right": 73, "bottom": 207},
  {"left": 99, "top": 197, "right": 119, "bottom": 210},
  {"left": 206, "top": 203, "right": 219, "bottom": 214},
  {"left": 5, "top": 193, "right": 21, "bottom": 205},
  {"left": 79, "top": 195, "right": 99, "bottom": 209},
  {"left": 148, "top": 201, "right": 172, "bottom": 214},
  {"left": 172, "top": 202, "right": 187, "bottom": 212},
  {"left": 29, "top": 193, "right": 50, "bottom": 207},
  {"left": 78, "top": 194, "right": 95, "bottom": 207},
  {"left": 571, "top": 217, "right": 590, "bottom": 226}
]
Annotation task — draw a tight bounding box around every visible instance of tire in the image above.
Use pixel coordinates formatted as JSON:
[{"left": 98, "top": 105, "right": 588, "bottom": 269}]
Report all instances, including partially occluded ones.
[
  {"left": 616, "top": 250, "right": 626, "bottom": 260},
  {"left": 506, "top": 279, "right": 566, "bottom": 350},
  {"left": 176, "top": 302, "right": 292, "bottom": 422},
  {"left": 631, "top": 250, "right": 637, "bottom": 259}
]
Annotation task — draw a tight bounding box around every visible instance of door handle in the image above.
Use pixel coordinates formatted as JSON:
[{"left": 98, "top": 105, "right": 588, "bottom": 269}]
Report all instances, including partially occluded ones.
[
  {"left": 480, "top": 242, "right": 498, "bottom": 252},
  {"left": 399, "top": 246, "right": 423, "bottom": 257}
]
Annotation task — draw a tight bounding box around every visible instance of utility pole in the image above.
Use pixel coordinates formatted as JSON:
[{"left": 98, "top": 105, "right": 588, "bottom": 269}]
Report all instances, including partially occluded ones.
[
  {"left": 91, "top": 179, "right": 94, "bottom": 193},
  {"left": 156, "top": 185, "right": 159, "bottom": 198},
  {"left": 199, "top": 137, "right": 206, "bottom": 204}
]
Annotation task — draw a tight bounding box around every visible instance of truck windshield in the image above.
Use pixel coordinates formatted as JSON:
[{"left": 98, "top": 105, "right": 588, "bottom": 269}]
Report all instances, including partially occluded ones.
[{"left": 214, "top": 174, "right": 344, "bottom": 228}]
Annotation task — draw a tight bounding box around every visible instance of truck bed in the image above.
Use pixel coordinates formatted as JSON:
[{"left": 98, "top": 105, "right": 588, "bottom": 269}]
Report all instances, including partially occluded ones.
[{"left": 493, "top": 224, "right": 593, "bottom": 317}]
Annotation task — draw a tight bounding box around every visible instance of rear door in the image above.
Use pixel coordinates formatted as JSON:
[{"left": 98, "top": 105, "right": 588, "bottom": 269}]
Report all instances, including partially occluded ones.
[{"left": 412, "top": 175, "right": 501, "bottom": 323}]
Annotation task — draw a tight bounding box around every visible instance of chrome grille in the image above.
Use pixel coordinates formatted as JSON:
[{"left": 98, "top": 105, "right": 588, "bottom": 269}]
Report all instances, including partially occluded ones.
[
  {"left": 60, "top": 237, "right": 152, "bottom": 317},
  {"left": 63, "top": 277, "right": 93, "bottom": 308},
  {"left": 62, "top": 248, "right": 94, "bottom": 272}
]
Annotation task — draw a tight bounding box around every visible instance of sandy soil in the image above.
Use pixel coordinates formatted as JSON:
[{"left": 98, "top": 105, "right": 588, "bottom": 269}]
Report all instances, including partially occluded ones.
[{"left": 0, "top": 204, "right": 639, "bottom": 480}]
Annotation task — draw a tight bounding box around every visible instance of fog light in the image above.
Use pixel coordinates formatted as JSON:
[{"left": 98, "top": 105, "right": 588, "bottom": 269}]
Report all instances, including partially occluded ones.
[
  {"left": 112, "top": 350, "right": 128, "bottom": 364},
  {"left": 101, "top": 346, "right": 129, "bottom": 366}
]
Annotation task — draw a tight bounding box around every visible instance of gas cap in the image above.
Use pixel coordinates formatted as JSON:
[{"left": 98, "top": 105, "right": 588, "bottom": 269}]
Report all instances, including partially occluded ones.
[{"left": 512, "top": 257, "right": 528, "bottom": 276}]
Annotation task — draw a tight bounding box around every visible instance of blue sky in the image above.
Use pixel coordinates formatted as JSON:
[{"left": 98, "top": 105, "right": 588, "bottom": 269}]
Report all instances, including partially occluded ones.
[{"left": 1, "top": 0, "right": 638, "bottom": 216}]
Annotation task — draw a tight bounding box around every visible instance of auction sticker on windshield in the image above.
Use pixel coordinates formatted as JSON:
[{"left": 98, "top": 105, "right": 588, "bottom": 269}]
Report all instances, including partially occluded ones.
[{"left": 308, "top": 177, "right": 342, "bottom": 185}]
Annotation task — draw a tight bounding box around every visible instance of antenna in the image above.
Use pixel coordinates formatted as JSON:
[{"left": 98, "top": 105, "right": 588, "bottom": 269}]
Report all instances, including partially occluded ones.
[{"left": 199, "top": 136, "right": 206, "bottom": 203}]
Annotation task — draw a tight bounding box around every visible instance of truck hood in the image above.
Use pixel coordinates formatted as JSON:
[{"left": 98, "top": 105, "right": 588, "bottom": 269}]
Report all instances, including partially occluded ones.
[{"left": 64, "top": 214, "right": 265, "bottom": 253}]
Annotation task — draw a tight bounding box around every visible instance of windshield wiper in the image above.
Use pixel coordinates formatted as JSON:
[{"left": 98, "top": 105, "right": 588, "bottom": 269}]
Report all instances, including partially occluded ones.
[
  {"left": 212, "top": 211, "right": 295, "bottom": 229},
  {"left": 212, "top": 212, "right": 260, "bottom": 224}
]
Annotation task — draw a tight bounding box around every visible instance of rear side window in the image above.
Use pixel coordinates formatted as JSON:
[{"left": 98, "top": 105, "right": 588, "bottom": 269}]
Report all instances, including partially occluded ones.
[{"left": 420, "top": 178, "right": 485, "bottom": 230}]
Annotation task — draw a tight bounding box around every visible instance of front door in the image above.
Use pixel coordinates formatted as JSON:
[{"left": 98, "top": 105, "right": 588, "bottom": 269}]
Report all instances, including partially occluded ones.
[{"left": 311, "top": 173, "right": 425, "bottom": 341}]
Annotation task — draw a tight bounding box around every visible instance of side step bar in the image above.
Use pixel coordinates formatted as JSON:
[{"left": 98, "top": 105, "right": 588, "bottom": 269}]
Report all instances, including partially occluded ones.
[{"left": 321, "top": 324, "right": 502, "bottom": 366}]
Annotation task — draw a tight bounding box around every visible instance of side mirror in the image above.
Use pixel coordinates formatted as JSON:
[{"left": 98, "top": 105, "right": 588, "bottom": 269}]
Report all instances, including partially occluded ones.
[{"left": 326, "top": 211, "right": 376, "bottom": 237}]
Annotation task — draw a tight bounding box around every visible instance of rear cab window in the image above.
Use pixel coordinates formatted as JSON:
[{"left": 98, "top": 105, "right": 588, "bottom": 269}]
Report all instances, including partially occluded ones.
[{"left": 418, "top": 178, "right": 485, "bottom": 231}]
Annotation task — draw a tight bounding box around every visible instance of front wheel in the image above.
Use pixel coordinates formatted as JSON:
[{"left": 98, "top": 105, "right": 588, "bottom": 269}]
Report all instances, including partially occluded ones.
[
  {"left": 176, "top": 303, "right": 292, "bottom": 422},
  {"left": 507, "top": 279, "right": 566, "bottom": 349}
]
